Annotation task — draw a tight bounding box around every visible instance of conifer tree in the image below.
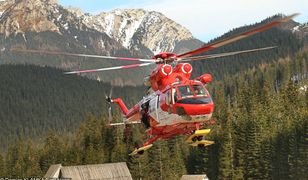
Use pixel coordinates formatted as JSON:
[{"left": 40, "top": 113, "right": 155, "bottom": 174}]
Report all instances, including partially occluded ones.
[
  {"left": 39, "top": 130, "right": 63, "bottom": 173},
  {"left": 24, "top": 141, "right": 42, "bottom": 177},
  {"left": 5, "top": 141, "right": 26, "bottom": 178}
]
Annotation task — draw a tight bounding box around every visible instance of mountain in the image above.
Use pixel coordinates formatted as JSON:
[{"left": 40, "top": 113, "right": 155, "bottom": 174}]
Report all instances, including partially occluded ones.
[
  {"left": 0, "top": 0, "right": 202, "bottom": 85},
  {"left": 0, "top": 0, "right": 148, "bottom": 85},
  {"left": 0, "top": 0, "right": 307, "bottom": 85},
  {"left": 190, "top": 14, "right": 305, "bottom": 80},
  {"left": 67, "top": 8, "right": 203, "bottom": 56}
]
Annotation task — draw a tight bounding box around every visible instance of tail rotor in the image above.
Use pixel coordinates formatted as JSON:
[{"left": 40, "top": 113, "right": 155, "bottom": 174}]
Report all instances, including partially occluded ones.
[{"left": 105, "top": 86, "right": 113, "bottom": 124}]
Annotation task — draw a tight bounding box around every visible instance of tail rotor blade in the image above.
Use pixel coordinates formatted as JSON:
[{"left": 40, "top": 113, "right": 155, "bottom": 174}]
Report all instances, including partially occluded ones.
[
  {"left": 109, "top": 86, "right": 113, "bottom": 99},
  {"left": 105, "top": 86, "right": 113, "bottom": 123},
  {"left": 108, "top": 106, "right": 112, "bottom": 123}
]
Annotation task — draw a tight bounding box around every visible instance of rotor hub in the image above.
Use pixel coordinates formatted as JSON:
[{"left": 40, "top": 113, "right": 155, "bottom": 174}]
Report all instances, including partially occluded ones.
[{"left": 153, "top": 52, "right": 177, "bottom": 63}]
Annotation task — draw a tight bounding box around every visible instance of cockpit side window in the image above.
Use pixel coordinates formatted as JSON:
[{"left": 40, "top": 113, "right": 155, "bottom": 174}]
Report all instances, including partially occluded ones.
[{"left": 192, "top": 84, "right": 208, "bottom": 97}]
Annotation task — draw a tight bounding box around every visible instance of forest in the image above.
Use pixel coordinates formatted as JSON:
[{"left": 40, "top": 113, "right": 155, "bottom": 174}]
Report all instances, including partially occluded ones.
[
  {"left": 0, "top": 50, "right": 307, "bottom": 179},
  {"left": 0, "top": 64, "right": 145, "bottom": 150}
]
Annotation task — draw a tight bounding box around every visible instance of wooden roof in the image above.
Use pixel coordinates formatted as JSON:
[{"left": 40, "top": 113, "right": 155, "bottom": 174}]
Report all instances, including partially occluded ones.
[
  {"left": 181, "top": 174, "right": 209, "bottom": 180},
  {"left": 44, "top": 164, "right": 61, "bottom": 178},
  {"left": 45, "top": 162, "right": 132, "bottom": 180}
]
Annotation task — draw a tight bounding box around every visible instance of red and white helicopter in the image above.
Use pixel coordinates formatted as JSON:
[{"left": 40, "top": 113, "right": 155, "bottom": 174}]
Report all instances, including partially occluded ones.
[{"left": 13, "top": 14, "right": 297, "bottom": 155}]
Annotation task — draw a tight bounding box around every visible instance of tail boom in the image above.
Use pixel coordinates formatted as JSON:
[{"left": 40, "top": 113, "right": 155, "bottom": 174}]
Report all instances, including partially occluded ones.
[
  {"left": 112, "top": 98, "right": 129, "bottom": 115},
  {"left": 112, "top": 98, "right": 141, "bottom": 120}
]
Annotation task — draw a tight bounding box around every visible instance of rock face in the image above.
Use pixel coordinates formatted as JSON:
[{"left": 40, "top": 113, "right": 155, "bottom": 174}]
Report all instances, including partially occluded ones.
[
  {"left": 64, "top": 8, "right": 203, "bottom": 55},
  {"left": 0, "top": 0, "right": 60, "bottom": 36},
  {"left": 0, "top": 0, "right": 142, "bottom": 56},
  {"left": 278, "top": 18, "right": 308, "bottom": 46},
  {"left": 293, "top": 23, "right": 308, "bottom": 46},
  {"left": 0, "top": 0, "right": 204, "bottom": 85},
  {"left": 0, "top": 1, "right": 203, "bottom": 57}
]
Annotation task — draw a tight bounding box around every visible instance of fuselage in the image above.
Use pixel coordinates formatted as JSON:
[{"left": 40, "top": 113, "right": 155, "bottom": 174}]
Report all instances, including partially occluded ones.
[
  {"left": 113, "top": 54, "right": 215, "bottom": 139},
  {"left": 141, "top": 80, "right": 214, "bottom": 138}
]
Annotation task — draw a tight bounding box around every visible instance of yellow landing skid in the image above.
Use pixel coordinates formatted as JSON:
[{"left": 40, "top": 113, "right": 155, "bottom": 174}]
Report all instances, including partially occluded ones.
[
  {"left": 129, "top": 144, "right": 153, "bottom": 156},
  {"left": 189, "top": 140, "right": 214, "bottom": 147},
  {"left": 186, "top": 129, "right": 211, "bottom": 143}
]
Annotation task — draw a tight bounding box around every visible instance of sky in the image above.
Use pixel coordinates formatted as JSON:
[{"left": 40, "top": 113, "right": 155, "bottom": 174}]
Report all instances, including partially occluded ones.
[{"left": 59, "top": 0, "right": 308, "bottom": 42}]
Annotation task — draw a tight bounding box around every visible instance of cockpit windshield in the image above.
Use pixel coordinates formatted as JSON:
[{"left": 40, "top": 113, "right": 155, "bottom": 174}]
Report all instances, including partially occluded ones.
[
  {"left": 176, "top": 84, "right": 208, "bottom": 99},
  {"left": 171, "top": 83, "right": 211, "bottom": 104},
  {"left": 177, "top": 85, "right": 194, "bottom": 98}
]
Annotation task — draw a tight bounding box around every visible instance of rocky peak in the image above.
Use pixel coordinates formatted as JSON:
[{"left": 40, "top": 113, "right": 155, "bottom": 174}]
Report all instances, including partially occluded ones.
[
  {"left": 0, "top": 0, "right": 62, "bottom": 36},
  {"left": 69, "top": 8, "right": 197, "bottom": 54},
  {"left": 66, "top": 6, "right": 84, "bottom": 18}
]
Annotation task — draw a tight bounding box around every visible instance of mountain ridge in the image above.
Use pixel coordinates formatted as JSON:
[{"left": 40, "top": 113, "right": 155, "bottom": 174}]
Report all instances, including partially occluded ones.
[{"left": 0, "top": 0, "right": 307, "bottom": 85}]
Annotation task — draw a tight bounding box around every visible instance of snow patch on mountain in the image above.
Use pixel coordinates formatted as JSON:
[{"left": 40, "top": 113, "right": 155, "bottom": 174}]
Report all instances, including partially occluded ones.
[
  {"left": 119, "top": 13, "right": 145, "bottom": 48},
  {"left": 70, "top": 8, "right": 196, "bottom": 54},
  {"left": 104, "top": 13, "right": 115, "bottom": 37}
]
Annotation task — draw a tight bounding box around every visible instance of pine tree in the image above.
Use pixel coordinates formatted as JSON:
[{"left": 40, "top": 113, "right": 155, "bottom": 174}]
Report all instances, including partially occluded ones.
[
  {"left": 217, "top": 108, "right": 234, "bottom": 180},
  {"left": 147, "top": 141, "right": 169, "bottom": 180},
  {"left": 39, "top": 130, "right": 63, "bottom": 173},
  {"left": 165, "top": 138, "right": 187, "bottom": 179},
  {"left": 5, "top": 141, "right": 26, "bottom": 178},
  {"left": 24, "top": 141, "right": 42, "bottom": 177},
  {"left": 77, "top": 113, "right": 105, "bottom": 164}
]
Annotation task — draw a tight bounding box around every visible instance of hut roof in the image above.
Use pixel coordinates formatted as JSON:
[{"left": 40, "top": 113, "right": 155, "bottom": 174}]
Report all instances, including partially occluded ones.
[
  {"left": 44, "top": 162, "right": 132, "bottom": 180},
  {"left": 181, "top": 174, "right": 209, "bottom": 180}
]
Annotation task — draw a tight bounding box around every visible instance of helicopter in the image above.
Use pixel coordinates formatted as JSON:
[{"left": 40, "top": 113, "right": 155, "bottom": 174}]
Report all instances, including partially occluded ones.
[{"left": 12, "top": 14, "right": 297, "bottom": 155}]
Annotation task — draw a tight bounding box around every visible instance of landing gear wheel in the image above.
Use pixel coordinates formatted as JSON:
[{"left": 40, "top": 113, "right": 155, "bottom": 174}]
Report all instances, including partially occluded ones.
[
  {"left": 192, "top": 136, "right": 198, "bottom": 142},
  {"left": 192, "top": 136, "right": 203, "bottom": 142}
]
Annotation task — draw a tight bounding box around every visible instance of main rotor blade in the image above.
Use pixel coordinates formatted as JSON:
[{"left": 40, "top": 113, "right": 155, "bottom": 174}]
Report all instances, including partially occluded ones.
[
  {"left": 64, "top": 62, "right": 154, "bottom": 74},
  {"left": 11, "top": 48, "right": 156, "bottom": 62},
  {"left": 179, "top": 46, "right": 277, "bottom": 62},
  {"left": 177, "top": 13, "right": 298, "bottom": 59}
]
